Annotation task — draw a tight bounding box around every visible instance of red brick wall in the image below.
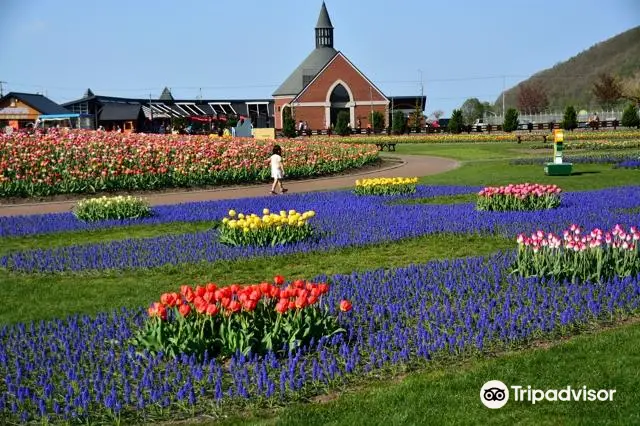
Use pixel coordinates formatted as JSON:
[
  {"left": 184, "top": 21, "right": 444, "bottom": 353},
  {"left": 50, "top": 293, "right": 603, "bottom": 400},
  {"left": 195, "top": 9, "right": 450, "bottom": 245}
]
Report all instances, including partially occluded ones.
[
  {"left": 296, "top": 54, "right": 386, "bottom": 104},
  {"left": 274, "top": 97, "right": 293, "bottom": 128},
  {"left": 289, "top": 107, "right": 326, "bottom": 130},
  {"left": 355, "top": 105, "right": 388, "bottom": 127}
]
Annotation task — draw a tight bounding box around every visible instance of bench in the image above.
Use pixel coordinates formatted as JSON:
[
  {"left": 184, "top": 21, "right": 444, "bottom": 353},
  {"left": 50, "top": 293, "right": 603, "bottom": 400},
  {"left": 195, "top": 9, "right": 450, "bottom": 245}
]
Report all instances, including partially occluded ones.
[
  {"left": 376, "top": 142, "right": 397, "bottom": 151},
  {"left": 516, "top": 134, "right": 548, "bottom": 143}
]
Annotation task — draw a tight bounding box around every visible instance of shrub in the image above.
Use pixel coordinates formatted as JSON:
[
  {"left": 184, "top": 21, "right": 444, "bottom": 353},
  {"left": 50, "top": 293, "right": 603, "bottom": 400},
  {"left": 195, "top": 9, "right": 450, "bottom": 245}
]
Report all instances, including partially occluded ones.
[
  {"left": 503, "top": 108, "right": 519, "bottom": 132},
  {"left": 621, "top": 103, "right": 640, "bottom": 128},
  {"left": 354, "top": 177, "right": 418, "bottom": 196},
  {"left": 368, "top": 110, "right": 386, "bottom": 133},
  {"left": 335, "top": 110, "right": 351, "bottom": 136},
  {"left": 448, "top": 109, "right": 464, "bottom": 134},
  {"left": 73, "top": 195, "right": 151, "bottom": 221},
  {"left": 282, "top": 106, "right": 297, "bottom": 138},
  {"left": 477, "top": 183, "right": 562, "bottom": 211},
  {"left": 392, "top": 110, "right": 405, "bottom": 135},
  {"left": 133, "top": 276, "right": 350, "bottom": 359},
  {"left": 219, "top": 208, "right": 315, "bottom": 246},
  {"left": 562, "top": 105, "right": 578, "bottom": 131},
  {"left": 511, "top": 224, "right": 640, "bottom": 283}
]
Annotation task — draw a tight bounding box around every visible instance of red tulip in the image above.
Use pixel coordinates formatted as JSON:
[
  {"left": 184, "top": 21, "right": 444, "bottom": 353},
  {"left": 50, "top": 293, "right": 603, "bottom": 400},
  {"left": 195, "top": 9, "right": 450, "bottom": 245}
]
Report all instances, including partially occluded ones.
[
  {"left": 206, "top": 304, "right": 219, "bottom": 316},
  {"left": 206, "top": 283, "right": 218, "bottom": 292},
  {"left": 259, "top": 282, "right": 270, "bottom": 293},
  {"left": 318, "top": 283, "right": 329, "bottom": 294},
  {"left": 203, "top": 291, "right": 214, "bottom": 303},
  {"left": 228, "top": 300, "right": 241, "bottom": 313},
  {"left": 339, "top": 299, "right": 352, "bottom": 312},
  {"left": 195, "top": 286, "right": 206, "bottom": 297},
  {"left": 293, "top": 279, "right": 305, "bottom": 289},
  {"left": 274, "top": 275, "right": 285, "bottom": 286},
  {"left": 179, "top": 304, "right": 191, "bottom": 317},
  {"left": 243, "top": 299, "right": 258, "bottom": 312},
  {"left": 275, "top": 299, "right": 288, "bottom": 314}
]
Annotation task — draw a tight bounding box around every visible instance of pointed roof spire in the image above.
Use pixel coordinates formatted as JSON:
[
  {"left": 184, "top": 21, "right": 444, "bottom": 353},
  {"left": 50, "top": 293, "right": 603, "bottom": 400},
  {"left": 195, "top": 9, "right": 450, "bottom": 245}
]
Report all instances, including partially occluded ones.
[
  {"left": 316, "top": 2, "right": 333, "bottom": 29},
  {"left": 83, "top": 88, "right": 95, "bottom": 98},
  {"left": 159, "top": 87, "right": 174, "bottom": 101}
]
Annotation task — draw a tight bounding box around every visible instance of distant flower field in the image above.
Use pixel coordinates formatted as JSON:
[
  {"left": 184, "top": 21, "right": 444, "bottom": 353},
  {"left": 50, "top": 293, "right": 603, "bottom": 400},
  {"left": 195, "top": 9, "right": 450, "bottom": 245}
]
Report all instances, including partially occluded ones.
[{"left": 0, "top": 131, "right": 379, "bottom": 197}]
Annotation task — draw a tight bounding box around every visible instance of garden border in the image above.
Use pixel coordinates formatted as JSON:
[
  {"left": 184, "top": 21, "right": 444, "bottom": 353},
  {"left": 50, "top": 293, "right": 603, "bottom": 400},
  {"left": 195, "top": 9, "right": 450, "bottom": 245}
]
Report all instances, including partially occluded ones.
[{"left": 0, "top": 154, "right": 460, "bottom": 217}]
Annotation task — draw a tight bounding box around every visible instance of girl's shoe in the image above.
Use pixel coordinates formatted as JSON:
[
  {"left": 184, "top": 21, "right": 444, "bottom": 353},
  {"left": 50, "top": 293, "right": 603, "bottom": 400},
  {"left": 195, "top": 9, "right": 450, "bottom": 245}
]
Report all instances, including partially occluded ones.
[
  {"left": 282, "top": 188, "right": 288, "bottom": 193},
  {"left": 270, "top": 191, "right": 277, "bottom": 195}
]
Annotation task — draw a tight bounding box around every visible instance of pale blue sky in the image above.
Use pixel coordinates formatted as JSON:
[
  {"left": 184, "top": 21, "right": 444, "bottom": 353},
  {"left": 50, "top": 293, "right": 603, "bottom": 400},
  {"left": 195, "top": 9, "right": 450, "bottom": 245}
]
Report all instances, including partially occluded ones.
[{"left": 0, "top": 0, "right": 638, "bottom": 115}]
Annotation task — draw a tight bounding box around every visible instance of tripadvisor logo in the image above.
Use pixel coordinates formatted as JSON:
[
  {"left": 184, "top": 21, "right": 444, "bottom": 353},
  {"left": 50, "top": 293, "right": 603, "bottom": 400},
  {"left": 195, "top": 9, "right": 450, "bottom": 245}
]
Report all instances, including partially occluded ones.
[{"left": 480, "top": 381, "right": 616, "bottom": 409}]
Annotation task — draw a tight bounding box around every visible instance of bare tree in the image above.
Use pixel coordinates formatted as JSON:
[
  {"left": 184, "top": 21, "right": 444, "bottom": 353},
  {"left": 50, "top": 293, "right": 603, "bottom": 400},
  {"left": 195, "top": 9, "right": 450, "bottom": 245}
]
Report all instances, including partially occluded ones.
[
  {"left": 430, "top": 110, "right": 444, "bottom": 120},
  {"left": 592, "top": 73, "right": 622, "bottom": 109},
  {"left": 517, "top": 81, "right": 549, "bottom": 114},
  {"left": 621, "top": 72, "right": 640, "bottom": 105}
]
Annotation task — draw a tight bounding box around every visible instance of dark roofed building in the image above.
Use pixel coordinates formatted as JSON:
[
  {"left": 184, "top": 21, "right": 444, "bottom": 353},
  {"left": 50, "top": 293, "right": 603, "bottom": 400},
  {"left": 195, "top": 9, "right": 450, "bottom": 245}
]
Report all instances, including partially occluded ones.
[
  {"left": 0, "top": 92, "right": 71, "bottom": 129},
  {"left": 63, "top": 90, "right": 274, "bottom": 132}
]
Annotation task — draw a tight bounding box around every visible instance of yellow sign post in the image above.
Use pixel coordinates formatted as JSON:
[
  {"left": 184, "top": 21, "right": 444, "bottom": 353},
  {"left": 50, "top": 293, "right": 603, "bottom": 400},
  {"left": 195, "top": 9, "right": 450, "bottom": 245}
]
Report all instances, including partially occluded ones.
[{"left": 544, "top": 129, "right": 572, "bottom": 176}]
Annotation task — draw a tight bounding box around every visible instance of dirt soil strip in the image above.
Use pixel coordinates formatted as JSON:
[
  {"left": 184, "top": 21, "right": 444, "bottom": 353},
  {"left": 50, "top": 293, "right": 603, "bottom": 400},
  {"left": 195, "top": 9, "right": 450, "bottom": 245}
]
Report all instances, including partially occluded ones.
[{"left": 0, "top": 155, "right": 459, "bottom": 217}]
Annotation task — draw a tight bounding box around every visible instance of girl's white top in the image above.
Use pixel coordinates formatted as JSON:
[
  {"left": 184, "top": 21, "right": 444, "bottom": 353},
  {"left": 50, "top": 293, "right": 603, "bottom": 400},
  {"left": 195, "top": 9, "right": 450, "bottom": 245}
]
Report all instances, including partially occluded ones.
[{"left": 270, "top": 154, "right": 283, "bottom": 178}]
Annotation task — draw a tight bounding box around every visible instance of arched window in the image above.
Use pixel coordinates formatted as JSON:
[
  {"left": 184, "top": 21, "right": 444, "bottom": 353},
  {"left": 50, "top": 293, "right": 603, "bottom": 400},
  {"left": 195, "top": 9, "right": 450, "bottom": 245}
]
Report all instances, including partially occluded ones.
[{"left": 329, "top": 84, "right": 350, "bottom": 103}]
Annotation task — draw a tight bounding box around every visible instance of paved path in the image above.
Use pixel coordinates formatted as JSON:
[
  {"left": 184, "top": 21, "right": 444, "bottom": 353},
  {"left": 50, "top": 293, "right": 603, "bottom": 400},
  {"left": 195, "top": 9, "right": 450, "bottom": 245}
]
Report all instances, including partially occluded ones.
[{"left": 0, "top": 154, "right": 458, "bottom": 217}]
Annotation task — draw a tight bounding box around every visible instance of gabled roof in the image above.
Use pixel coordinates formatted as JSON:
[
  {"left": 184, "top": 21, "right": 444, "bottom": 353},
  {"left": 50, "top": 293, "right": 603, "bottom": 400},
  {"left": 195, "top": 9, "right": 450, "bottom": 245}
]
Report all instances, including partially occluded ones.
[
  {"left": 316, "top": 2, "right": 333, "bottom": 28},
  {"left": 272, "top": 47, "right": 338, "bottom": 96},
  {"left": 1, "top": 92, "right": 70, "bottom": 115},
  {"left": 159, "top": 87, "right": 174, "bottom": 101},
  {"left": 84, "top": 88, "right": 95, "bottom": 98},
  {"left": 292, "top": 52, "right": 388, "bottom": 103}
]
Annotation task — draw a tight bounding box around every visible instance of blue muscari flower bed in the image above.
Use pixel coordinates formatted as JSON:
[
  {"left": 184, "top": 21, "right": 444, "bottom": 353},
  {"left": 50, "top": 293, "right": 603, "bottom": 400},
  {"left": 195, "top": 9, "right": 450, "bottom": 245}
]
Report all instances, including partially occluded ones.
[
  {"left": 1, "top": 185, "right": 639, "bottom": 273},
  {"left": 1, "top": 254, "right": 639, "bottom": 424},
  {"left": 614, "top": 160, "right": 640, "bottom": 169},
  {"left": 511, "top": 154, "right": 640, "bottom": 165}
]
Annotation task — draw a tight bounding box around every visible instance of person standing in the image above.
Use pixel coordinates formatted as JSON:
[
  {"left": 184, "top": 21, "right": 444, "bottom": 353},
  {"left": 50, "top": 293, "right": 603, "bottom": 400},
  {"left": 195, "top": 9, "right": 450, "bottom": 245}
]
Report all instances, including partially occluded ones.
[{"left": 269, "top": 145, "right": 288, "bottom": 195}]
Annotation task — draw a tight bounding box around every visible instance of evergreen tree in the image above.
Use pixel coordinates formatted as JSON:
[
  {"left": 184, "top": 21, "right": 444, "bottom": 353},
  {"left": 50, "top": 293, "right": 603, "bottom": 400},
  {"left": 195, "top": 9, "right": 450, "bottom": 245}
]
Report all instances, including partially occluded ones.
[
  {"left": 562, "top": 105, "right": 578, "bottom": 131},
  {"left": 410, "top": 102, "right": 423, "bottom": 131},
  {"left": 448, "top": 109, "right": 464, "bottom": 134},
  {"left": 392, "top": 110, "right": 405, "bottom": 134},
  {"left": 282, "top": 106, "right": 296, "bottom": 138},
  {"left": 335, "top": 110, "right": 351, "bottom": 136},
  {"left": 503, "top": 108, "right": 519, "bottom": 132},
  {"left": 621, "top": 103, "right": 640, "bottom": 128},
  {"left": 368, "top": 111, "right": 385, "bottom": 133}
]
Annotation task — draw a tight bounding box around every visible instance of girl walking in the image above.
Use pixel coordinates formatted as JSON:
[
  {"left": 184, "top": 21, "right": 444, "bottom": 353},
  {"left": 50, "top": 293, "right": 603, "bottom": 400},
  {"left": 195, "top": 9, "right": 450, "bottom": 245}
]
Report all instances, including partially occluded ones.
[{"left": 270, "top": 145, "right": 288, "bottom": 195}]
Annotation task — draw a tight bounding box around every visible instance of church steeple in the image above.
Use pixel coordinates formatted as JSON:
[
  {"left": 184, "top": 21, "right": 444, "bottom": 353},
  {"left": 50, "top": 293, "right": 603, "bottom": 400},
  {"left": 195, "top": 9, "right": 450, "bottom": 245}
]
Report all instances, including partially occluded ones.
[{"left": 315, "top": 2, "right": 334, "bottom": 48}]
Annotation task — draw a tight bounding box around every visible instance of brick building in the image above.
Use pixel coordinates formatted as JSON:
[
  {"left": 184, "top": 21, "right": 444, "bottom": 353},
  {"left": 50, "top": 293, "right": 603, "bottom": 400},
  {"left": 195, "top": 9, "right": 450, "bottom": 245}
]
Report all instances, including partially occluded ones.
[{"left": 273, "top": 2, "right": 394, "bottom": 131}]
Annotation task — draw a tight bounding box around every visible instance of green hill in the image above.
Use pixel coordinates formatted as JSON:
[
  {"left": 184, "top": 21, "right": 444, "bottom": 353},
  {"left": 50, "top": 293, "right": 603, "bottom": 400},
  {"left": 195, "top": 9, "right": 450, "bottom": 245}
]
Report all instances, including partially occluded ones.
[{"left": 496, "top": 26, "right": 640, "bottom": 111}]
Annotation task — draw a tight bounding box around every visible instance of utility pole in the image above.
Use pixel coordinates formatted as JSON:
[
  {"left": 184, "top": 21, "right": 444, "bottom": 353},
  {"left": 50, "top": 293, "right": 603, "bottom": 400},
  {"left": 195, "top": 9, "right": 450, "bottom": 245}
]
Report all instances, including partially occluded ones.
[
  {"left": 149, "top": 93, "right": 154, "bottom": 131},
  {"left": 370, "top": 86, "right": 373, "bottom": 129},
  {"left": 502, "top": 75, "right": 506, "bottom": 117},
  {"left": 0, "top": 81, "right": 6, "bottom": 97}
]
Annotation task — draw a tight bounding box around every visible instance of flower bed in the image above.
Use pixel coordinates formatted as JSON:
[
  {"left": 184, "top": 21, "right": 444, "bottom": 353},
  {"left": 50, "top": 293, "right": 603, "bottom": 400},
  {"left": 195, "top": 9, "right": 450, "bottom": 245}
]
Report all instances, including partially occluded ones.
[
  {"left": 512, "top": 224, "right": 640, "bottom": 282},
  {"left": 1, "top": 254, "right": 639, "bottom": 424},
  {"left": 511, "top": 153, "right": 640, "bottom": 165},
  {"left": 0, "top": 130, "right": 379, "bottom": 197},
  {"left": 614, "top": 159, "right": 640, "bottom": 169},
  {"left": 354, "top": 177, "right": 418, "bottom": 196},
  {"left": 477, "top": 183, "right": 562, "bottom": 211},
  {"left": 316, "top": 130, "right": 640, "bottom": 144},
  {"left": 4, "top": 185, "right": 640, "bottom": 273},
  {"left": 73, "top": 195, "right": 151, "bottom": 221},
  {"left": 218, "top": 208, "right": 316, "bottom": 246},
  {"left": 530, "top": 139, "right": 640, "bottom": 150},
  {"left": 135, "top": 276, "right": 348, "bottom": 359}
]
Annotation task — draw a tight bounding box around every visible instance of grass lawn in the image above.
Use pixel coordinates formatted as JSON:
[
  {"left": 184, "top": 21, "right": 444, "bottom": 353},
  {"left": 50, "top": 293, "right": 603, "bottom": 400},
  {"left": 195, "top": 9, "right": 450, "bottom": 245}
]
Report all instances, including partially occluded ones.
[
  {"left": 0, "top": 233, "right": 512, "bottom": 324},
  {"left": 1, "top": 137, "right": 639, "bottom": 424},
  {"left": 0, "top": 220, "right": 218, "bottom": 257},
  {"left": 221, "top": 319, "right": 640, "bottom": 426},
  {"left": 419, "top": 161, "right": 640, "bottom": 190}
]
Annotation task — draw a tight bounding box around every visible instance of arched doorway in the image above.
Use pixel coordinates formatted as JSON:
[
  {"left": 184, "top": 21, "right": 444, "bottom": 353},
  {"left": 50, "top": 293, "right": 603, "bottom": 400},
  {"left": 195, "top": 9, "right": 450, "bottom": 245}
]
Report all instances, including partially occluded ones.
[{"left": 329, "top": 83, "right": 351, "bottom": 127}]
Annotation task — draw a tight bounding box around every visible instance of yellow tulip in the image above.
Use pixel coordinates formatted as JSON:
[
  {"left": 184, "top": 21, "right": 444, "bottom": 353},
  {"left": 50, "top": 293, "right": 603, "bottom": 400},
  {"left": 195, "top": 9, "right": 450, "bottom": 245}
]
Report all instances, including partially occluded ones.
[
  {"left": 263, "top": 208, "right": 270, "bottom": 215},
  {"left": 228, "top": 209, "right": 236, "bottom": 217}
]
